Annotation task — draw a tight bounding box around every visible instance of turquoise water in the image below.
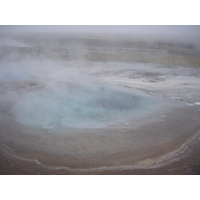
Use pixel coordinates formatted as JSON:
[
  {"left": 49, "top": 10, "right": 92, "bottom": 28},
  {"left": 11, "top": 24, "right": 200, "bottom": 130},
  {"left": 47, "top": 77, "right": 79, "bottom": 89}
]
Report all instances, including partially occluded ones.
[{"left": 13, "top": 83, "right": 155, "bottom": 130}]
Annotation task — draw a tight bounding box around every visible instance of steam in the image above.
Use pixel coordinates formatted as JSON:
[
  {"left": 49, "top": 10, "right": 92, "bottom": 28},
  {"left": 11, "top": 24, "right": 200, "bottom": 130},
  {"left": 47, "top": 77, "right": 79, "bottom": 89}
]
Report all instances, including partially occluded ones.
[
  {"left": 0, "top": 26, "right": 199, "bottom": 132},
  {"left": 0, "top": 37, "right": 29, "bottom": 47}
]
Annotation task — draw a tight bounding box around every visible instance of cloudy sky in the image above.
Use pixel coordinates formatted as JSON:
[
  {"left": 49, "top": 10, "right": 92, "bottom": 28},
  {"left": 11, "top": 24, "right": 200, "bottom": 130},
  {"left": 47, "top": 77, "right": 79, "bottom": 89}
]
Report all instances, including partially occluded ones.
[{"left": 0, "top": 25, "right": 200, "bottom": 37}]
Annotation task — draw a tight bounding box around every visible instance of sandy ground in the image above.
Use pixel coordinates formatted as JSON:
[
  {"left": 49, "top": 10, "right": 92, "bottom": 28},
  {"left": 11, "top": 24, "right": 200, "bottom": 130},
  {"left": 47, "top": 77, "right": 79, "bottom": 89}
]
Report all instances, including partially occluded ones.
[{"left": 0, "top": 33, "right": 200, "bottom": 174}]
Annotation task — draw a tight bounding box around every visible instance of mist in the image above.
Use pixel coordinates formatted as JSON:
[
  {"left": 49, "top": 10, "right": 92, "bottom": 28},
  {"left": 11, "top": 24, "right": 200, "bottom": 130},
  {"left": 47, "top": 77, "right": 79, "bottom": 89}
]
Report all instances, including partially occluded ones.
[
  {"left": 1, "top": 25, "right": 199, "bottom": 85},
  {"left": 1, "top": 24, "right": 200, "bottom": 175}
]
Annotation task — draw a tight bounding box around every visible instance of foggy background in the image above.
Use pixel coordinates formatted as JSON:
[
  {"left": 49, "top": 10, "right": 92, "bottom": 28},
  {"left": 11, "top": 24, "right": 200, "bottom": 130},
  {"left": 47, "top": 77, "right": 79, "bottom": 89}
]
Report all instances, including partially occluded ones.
[
  {"left": 1, "top": 25, "right": 200, "bottom": 49},
  {"left": 1, "top": 25, "right": 200, "bottom": 37}
]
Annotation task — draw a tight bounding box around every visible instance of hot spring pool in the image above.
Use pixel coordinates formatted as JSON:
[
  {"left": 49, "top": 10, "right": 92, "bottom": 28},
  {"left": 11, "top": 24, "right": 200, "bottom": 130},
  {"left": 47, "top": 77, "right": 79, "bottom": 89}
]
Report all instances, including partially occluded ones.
[
  {"left": 1, "top": 81, "right": 200, "bottom": 171},
  {"left": 13, "top": 83, "right": 157, "bottom": 130}
]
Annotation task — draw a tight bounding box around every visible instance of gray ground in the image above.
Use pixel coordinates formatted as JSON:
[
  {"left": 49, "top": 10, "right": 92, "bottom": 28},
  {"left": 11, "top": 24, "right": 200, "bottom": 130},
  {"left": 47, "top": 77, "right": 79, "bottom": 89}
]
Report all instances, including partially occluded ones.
[{"left": 0, "top": 33, "right": 200, "bottom": 174}]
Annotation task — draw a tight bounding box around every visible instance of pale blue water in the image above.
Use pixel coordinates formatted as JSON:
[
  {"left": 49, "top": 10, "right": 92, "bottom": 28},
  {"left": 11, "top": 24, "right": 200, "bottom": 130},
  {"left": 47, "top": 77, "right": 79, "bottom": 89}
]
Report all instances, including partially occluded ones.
[{"left": 13, "top": 83, "right": 156, "bottom": 130}]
